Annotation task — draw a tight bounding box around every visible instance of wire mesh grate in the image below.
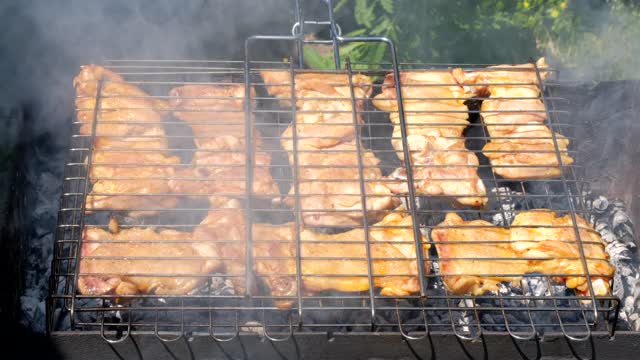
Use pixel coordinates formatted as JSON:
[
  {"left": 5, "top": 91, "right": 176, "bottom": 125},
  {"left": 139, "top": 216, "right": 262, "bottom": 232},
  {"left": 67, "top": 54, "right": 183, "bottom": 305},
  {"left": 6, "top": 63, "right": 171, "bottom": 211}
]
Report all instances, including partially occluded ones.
[{"left": 46, "top": 57, "right": 620, "bottom": 346}]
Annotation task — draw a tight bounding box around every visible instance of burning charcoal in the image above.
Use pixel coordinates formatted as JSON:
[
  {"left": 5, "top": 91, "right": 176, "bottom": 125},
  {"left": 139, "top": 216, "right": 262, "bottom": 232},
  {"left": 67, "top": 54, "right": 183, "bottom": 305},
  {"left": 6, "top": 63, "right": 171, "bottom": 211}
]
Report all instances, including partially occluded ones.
[
  {"left": 490, "top": 187, "right": 518, "bottom": 226},
  {"left": 453, "top": 299, "right": 480, "bottom": 335},
  {"left": 209, "top": 277, "right": 237, "bottom": 296},
  {"left": 593, "top": 195, "right": 609, "bottom": 212},
  {"left": 584, "top": 191, "right": 640, "bottom": 331}
]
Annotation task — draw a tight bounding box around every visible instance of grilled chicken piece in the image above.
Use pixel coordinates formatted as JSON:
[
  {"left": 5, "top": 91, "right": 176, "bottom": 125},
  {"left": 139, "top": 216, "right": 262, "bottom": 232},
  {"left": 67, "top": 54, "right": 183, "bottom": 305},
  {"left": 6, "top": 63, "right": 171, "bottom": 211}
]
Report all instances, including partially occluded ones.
[
  {"left": 74, "top": 65, "right": 178, "bottom": 217},
  {"left": 459, "top": 58, "right": 574, "bottom": 179},
  {"left": 261, "top": 71, "right": 399, "bottom": 227},
  {"left": 192, "top": 199, "right": 428, "bottom": 305},
  {"left": 75, "top": 96, "right": 167, "bottom": 150},
  {"left": 431, "top": 210, "right": 614, "bottom": 296},
  {"left": 432, "top": 214, "right": 520, "bottom": 295},
  {"left": 74, "top": 64, "right": 170, "bottom": 112},
  {"left": 482, "top": 135, "right": 572, "bottom": 179},
  {"left": 192, "top": 198, "right": 247, "bottom": 294},
  {"left": 78, "top": 226, "right": 221, "bottom": 296},
  {"left": 260, "top": 70, "right": 372, "bottom": 112},
  {"left": 75, "top": 65, "right": 169, "bottom": 149},
  {"left": 261, "top": 70, "right": 372, "bottom": 150},
  {"left": 167, "top": 135, "right": 279, "bottom": 197},
  {"left": 372, "top": 71, "right": 487, "bottom": 206},
  {"left": 284, "top": 140, "right": 399, "bottom": 228},
  {"left": 253, "top": 210, "right": 429, "bottom": 308},
  {"left": 86, "top": 150, "right": 181, "bottom": 217},
  {"left": 85, "top": 192, "right": 179, "bottom": 219},
  {"left": 510, "top": 211, "right": 614, "bottom": 294},
  {"left": 169, "top": 84, "right": 249, "bottom": 128},
  {"left": 167, "top": 85, "right": 279, "bottom": 199},
  {"left": 459, "top": 59, "right": 549, "bottom": 90}
]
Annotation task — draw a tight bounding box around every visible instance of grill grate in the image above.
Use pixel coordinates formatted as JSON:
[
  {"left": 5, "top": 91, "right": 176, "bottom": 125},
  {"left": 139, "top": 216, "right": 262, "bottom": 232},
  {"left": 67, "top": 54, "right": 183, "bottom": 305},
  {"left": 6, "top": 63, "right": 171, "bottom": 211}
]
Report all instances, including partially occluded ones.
[
  {"left": 48, "top": 58, "right": 620, "bottom": 344},
  {"left": 48, "top": 0, "right": 621, "bottom": 350}
]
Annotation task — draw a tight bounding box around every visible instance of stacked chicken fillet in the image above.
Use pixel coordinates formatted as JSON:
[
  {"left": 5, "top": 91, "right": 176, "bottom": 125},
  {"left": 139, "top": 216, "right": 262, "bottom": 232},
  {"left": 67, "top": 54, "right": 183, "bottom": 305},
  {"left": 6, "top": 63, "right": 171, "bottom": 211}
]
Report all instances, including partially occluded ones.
[
  {"left": 74, "top": 65, "right": 180, "bottom": 218},
  {"left": 78, "top": 68, "right": 427, "bottom": 302},
  {"left": 75, "top": 60, "right": 612, "bottom": 304},
  {"left": 462, "top": 57, "right": 573, "bottom": 178},
  {"left": 166, "top": 84, "right": 279, "bottom": 198},
  {"left": 75, "top": 66, "right": 218, "bottom": 295},
  {"left": 260, "top": 71, "right": 399, "bottom": 227},
  {"left": 432, "top": 210, "right": 614, "bottom": 296},
  {"left": 372, "top": 70, "right": 487, "bottom": 206}
]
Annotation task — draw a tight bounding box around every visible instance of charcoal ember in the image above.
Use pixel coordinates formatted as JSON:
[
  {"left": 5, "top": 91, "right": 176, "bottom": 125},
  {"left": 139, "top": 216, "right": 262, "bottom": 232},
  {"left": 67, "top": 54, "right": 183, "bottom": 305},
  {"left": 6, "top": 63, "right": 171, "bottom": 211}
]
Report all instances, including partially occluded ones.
[
  {"left": 519, "top": 180, "right": 572, "bottom": 210},
  {"left": 20, "top": 132, "right": 66, "bottom": 332},
  {"left": 240, "top": 321, "right": 265, "bottom": 336},
  {"left": 521, "top": 276, "right": 549, "bottom": 299},
  {"left": 584, "top": 191, "right": 640, "bottom": 331},
  {"left": 19, "top": 294, "right": 47, "bottom": 333},
  {"left": 592, "top": 196, "right": 609, "bottom": 212},
  {"left": 208, "top": 277, "right": 236, "bottom": 296},
  {"left": 490, "top": 187, "right": 518, "bottom": 226},
  {"left": 455, "top": 299, "right": 479, "bottom": 335},
  {"left": 377, "top": 299, "right": 429, "bottom": 334}
]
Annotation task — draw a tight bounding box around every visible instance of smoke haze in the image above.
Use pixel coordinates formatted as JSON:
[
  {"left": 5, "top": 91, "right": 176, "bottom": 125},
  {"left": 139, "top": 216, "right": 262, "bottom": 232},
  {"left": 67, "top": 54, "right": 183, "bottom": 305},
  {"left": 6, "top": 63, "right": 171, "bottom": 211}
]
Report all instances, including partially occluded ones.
[{"left": 1, "top": 0, "right": 638, "bottom": 333}]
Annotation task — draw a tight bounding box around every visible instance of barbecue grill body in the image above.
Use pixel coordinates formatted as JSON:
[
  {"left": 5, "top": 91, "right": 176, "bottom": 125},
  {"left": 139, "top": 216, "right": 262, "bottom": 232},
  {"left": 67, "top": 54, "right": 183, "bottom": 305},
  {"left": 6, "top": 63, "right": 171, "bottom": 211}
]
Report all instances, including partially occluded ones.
[
  {"left": 45, "top": 57, "right": 623, "bottom": 349},
  {"left": 37, "top": 0, "right": 640, "bottom": 357}
]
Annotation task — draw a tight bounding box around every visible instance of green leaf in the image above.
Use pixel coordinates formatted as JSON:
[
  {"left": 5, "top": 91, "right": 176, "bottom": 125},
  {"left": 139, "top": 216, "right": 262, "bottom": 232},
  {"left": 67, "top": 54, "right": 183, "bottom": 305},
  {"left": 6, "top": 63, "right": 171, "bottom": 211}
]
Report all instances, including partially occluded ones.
[
  {"left": 371, "top": 17, "right": 392, "bottom": 35},
  {"left": 303, "top": 46, "right": 335, "bottom": 70},
  {"left": 345, "top": 28, "right": 368, "bottom": 37},
  {"left": 380, "top": 0, "right": 394, "bottom": 14},
  {"left": 338, "top": 42, "right": 365, "bottom": 57},
  {"left": 334, "top": 0, "right": 350, "bottom": 13},
  {"left": 371, "top": 42, "right": 387, "bottom": 64},
  {"left": 355, "top": 0, "right": 376, "bottom": 28}
]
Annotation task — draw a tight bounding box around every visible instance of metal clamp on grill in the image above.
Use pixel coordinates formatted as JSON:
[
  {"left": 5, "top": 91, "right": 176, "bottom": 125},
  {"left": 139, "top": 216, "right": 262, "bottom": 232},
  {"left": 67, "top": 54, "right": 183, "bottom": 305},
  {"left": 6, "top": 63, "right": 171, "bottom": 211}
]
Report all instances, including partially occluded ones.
[{"left": 48, "top": 0, "right": 624, "bottom": 358}]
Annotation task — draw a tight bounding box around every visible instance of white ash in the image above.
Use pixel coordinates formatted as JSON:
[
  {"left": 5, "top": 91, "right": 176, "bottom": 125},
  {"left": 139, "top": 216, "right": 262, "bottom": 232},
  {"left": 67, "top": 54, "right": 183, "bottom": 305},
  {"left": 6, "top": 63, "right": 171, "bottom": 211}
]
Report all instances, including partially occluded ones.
[
  {"left": 521, "top": 277, "right": 548, "bottom": 298},
  {"left": 456, "top": 298, "right": 477, "bottom": 335},
  {"left": 240, "top": 321, "right": 266, "bottom": 337},
  {"left": 454, "top": 189, "right": 640, "bottom": 332},
  {"left": 584, "top": 193, "right": 640, "bottom": 331},
  {"left": 491, "top": 187, "right": 520, "bottom": 226},
  {"left": 208, "top": 277, "right": 237, "bottom": 296}
]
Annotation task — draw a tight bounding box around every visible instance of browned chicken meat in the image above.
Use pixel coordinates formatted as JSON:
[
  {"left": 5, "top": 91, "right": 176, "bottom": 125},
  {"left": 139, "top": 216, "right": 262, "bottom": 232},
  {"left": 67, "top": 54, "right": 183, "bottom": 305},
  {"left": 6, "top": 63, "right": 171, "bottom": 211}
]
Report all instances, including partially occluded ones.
[
  {"left": 75, "top": 65, "right": 169, "bottom": 150},
  {"left": 74, "top": 65, "right": 179, "bottom": 217},
  {"left": 78, "top": 225, "right": 221, "bottom": 296},
  {"left": 86, "top": 150, "right": 180, "bottom": 217},
  {"left": 191, "top": 198, "right": 428, "bottom": 305},
  {"left": 262, "top": 70, "right": 373, "bottom": 150},
  {"left": 431, "top": 210, "right": 614, "bottom": 296},
  {"left": 372, "top": 71, "right": 487, "bottom": 207},
  {"left": 285, "top": 141, "right": 399, "bottom": 227},
  {"left": 253, "top": 210, "right": 429, "bottom": 308},
  {"left": 169, "top": 84, "right": 247, "bottom": 133},
  {"left": 192, "top": 198, "right": 248, "bottom": 294},
  {"left": 168, "top": 141, "right": 278, "bottom": 197},
  {"left": 460, "top": 58, "right": 574, "bottom": 178},
  {"left": 167, "top": 85, "right": 279, "bottom": 199},
  {"left": 261, "top": 71, "right": 399, "bottom": 227}
]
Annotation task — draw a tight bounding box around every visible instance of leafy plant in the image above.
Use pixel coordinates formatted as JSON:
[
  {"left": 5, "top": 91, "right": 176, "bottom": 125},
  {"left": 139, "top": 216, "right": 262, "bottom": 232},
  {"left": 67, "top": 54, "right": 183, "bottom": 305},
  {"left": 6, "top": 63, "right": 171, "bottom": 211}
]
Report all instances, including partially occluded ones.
[
  {"left": 303, "top": 0, "right": 397, "bottom": 69},
  {"left": 304, "top": 0, "right": 640, "bottom": 80}
]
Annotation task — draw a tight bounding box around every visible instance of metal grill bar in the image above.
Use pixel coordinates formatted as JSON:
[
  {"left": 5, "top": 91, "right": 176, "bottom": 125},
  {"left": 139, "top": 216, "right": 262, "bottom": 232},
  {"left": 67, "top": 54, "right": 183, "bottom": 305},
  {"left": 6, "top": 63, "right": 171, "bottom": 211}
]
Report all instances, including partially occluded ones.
[
  {"left": 534, "top": 61, "right": 599, "bottom": 322},
  {"left": 68, "top": 77, "right": 103, "bottom": 328},
  {"left": 243, "top": 40, "right": 255, "bottom": 299},
  {"left": 288, "top": 59, "right": 305, "bottom": 325},
  {"left": 346, "top": 58, "right": 377, "bottom": 329}
]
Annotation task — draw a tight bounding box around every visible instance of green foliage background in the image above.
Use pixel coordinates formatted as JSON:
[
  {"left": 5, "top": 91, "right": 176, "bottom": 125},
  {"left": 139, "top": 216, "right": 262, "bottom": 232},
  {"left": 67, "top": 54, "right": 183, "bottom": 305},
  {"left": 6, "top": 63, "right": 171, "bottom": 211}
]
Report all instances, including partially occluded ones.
[{"left": 305, "top": 0, "right": 640, "bottom": 80}]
